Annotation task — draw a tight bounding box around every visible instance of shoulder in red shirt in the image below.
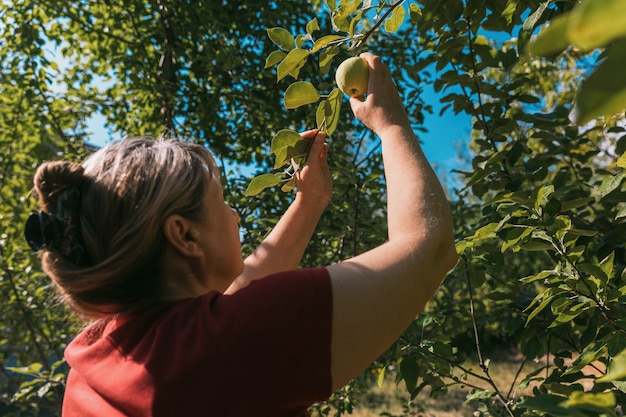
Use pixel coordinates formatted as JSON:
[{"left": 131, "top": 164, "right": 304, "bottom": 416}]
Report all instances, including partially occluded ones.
[{"left": 63, "top": 267, "right": 333, "bottom": 417}]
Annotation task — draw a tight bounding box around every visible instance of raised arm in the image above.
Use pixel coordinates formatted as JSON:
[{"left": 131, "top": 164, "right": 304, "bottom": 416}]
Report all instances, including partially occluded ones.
[
  {"left": 327, "top": 53, "right": 457, "bottom": 390},
  {"left": 225, "top": 131, "right": 332, "bottom": 294}
]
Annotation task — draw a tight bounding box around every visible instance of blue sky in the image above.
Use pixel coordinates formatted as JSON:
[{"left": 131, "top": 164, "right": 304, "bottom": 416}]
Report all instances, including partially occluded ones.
[{"left": 84, "top": 72, "right": 472, "bottom": 183}]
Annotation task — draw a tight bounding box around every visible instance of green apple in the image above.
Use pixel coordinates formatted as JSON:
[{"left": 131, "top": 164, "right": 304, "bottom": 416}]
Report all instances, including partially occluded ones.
[{"left": 335, "top": 57, "right": 369, "bottom": 98}]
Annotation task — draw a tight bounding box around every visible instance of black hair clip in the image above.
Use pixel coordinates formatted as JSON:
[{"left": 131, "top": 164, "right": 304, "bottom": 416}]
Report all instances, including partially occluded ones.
[{"left": 25, "top": 211, "right": 53, "bottom": 251}]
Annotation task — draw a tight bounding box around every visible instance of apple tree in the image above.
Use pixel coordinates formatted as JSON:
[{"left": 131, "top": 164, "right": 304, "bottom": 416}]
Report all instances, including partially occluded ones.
[{"left": 3, "top": 0, "right": 626, "bottom": 416}]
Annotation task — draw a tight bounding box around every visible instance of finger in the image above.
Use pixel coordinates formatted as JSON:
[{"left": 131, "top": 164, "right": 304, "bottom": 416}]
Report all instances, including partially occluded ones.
[
  {"left": 320, "top": 143, "right": 329, "bottom": 160},
  {"left": 306, "top": 132, "right": 327, "bottom": 163},
  {"left": 300, "top": 129, "right": 319, "bottom": 139}
]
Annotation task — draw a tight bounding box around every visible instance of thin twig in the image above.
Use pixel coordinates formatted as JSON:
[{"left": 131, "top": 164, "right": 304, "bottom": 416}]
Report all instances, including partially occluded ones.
[
  {"left": 352, "top": 0, "right": 407, "bottom": 53},
  {"left": 465, "top": 260, "right": 516, "bottom": 417}
]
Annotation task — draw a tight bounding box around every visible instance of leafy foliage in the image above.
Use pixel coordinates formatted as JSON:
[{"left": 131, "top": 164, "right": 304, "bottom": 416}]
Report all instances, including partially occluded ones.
[{"left": 2, "top": 0, "right": 626, "bottom": 416}]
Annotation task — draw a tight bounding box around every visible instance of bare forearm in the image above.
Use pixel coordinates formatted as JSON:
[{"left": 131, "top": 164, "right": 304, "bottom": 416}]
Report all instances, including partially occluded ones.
[
  {"left": 379, "top": 124, "right": 453, "bottom": 246},
  {"left": 241, "top": 196, "right": 325, "bottom": 280}
]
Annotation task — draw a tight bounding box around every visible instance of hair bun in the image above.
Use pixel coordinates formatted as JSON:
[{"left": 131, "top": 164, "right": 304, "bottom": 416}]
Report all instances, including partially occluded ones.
[
  {"left": 32, "top": 161, "right": 89, "bottom": 266},
  {"left": 34, "top": 161, "right": 86, "bottom": 212}
]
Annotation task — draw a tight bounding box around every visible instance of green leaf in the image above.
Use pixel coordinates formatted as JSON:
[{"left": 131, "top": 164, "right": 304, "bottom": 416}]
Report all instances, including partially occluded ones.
[
  {"left": 560, "top": 197, "right": 594, "bottom": 211},
  {"left": 315, "top": 88, "right": 342, "bottom": 136},
  {"left": 267, "top": 27, "right": 295, "bottom": 51},
  {"left": 466, "top": 388, "right": 496, "bottom": 401},
  {"left": 501, "top": 226, "right": 533, "bottom": 252},
  {"left": 472, "top": 222, "right": 499, "bottom": 240},
  {"left": 264, "top": 50, "right": 287, "bottom": 69},
  {"left": 562, "top": 345, "right": 607, "bottom": 376},
  {"left": 523, "top": 1, "right": 550, "bottom": 32},
  {"left": 560, "top": 391, "right": 616, "bottom": 412},
  {"left": 245, "top": 174, "right": 282, "bottom": 196},
  {"left": 408, "top": 3, "right": 422, "bottom": 23},
  {"left": 501, "top": 0, "right": 519, "bottom": 25},
  {"left": 319, "top": 45, "right": 340, "bottom": 75},
  {"left": 518, "top": 394, "right": 570, "bottom": 415},
  {"left": 520, "top": 239, "right": 553, "bottom": 251},
  {"left": 295, "top": 34, "right": 310, "bottom": 49},
  {"left": 377, "top": 366, "right": 386, "bottom": 388},
  {"left": 281, "top": 177, "right": 297, "bottom": 193},
  {"left": 617, "top": 151, "right": 626, "bottom": 168},
  {"left": 533, "top": 184, "right": 554, "bottom": 212},
  {"left": 597, "top": 348, "right": 626, "bottom": 383},
  {"left": 520, "top": 269, "right": 557, "bottom": 284},
  {"left": 528, "top": 13, "right": 570, "bottom": 56},
  {"left": 597, "top": 170, "right": 626, "bottom": 198},
  {"left": 524, "top": 288, "right": 560, "bottom": 325},
  {"left": 567, "top": 0, "right": 626, "bottom": 51},
  {"left": 276, "top": 48, "right": 310, "bottom": 82},
  {"left": 283, "top": 81, "right": 320, "bottom": 109},
  {"left": 384, "top": 5, "right": 405, "bottom": 33},
  {"left": 574, "top": 40, "right": 626, "bottom": 124},
  {"left": 400, "top": 356, "right": 420, "bottom": 392},
  {"left": 599, "top": 251, "right": 615, "bottom": 283},
  {"left": 311, "top": 35, "right": 344, "bottom": 53},
  {"left": 7, "top": 363, "right": 43, "bottom": 375},
  {"left": 273, "top": 139, "right": 309, "bottom": 169},
  {"left": 306, "top": 18, "right": 320, "bottom": 35},
  {"left": 578, "top": 263, "right": 609, "bottom": 284},
  {"left": 270, "top": 129, "right": 302, "bottom": 154}
]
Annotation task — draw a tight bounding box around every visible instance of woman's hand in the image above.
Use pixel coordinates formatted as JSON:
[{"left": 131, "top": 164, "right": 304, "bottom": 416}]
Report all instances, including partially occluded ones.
[
  {"left": 349, "top": 52, "right": 411, "bottom": 136},
  {"left": 226, "top": 129, "right": 332, "bottom": 293},
  {"left": 295, "top": 130, "right": 332, "bottom": 210}
]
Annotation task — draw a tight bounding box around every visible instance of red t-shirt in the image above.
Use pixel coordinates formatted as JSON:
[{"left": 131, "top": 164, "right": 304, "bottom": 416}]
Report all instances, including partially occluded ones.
[{"left": 63, "top": 267, "right": 333, "bottom": 417}]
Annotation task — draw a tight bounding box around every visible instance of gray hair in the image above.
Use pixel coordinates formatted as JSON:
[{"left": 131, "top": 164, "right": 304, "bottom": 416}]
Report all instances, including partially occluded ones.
[{"left": 32, "top": 136, "right": 216, "bottom": 318}]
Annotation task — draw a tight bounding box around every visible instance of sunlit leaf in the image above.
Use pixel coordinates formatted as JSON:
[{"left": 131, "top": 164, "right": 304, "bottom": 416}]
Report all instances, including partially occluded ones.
[
  {"left": 311, "top": 35, "right": 344, "bottom": 53},
  {"left": 597, "top": 348, "right": 626, "bottom": 383},
  {"left": 281, "top": 177, "right": 296, "bottom": 192},
  {"left": 523, "top": 1, "right": 550, "bottom": 32},
  {"left": 276, "top": 48, "right": 310, "bottom": 81},
  {"left": 267, "top": 27, "right": 294, "bottom": 51},
  {"left": 295, "top": 34, "right": 311, "bottom": 49},
  {"left": 319, "top": 45, "right": 340, "bottom": 75},
  {"left": 409, "top": 3, "right": 422, "bottom": 23},
  {"left": 567, "top": 0, "right": 626, "bottom": 51},
  {"left": 560, "top": 391, "right": 616, "bottom": 412},
  {"left": 245, "top": 174, "right": 282, "bottom": 196},
  {"left": 283, "top": 81, "right": 320, "bottom": 109},
  {"left": 315, "top": 88, "right": 342, "bottom": 136},
  {"left": 377, "top": 366, "right": 385, "bottom": 388},
  {"left": 528, "top": 13, "right": 570, "bottom": 56},
  {"left": 597, "top": 170, "right": 626, "bottom": 198},
  {"left": 264, "top": 50, "right": 287, "bottom": 69},
  {"left": 384, "top": 5, "right": 405, "bottom": 33},
  {"left": 501, "top": 0, "right": 519, "bottom": 25},
  {"left": 599, "top": 252, "right": 615, "bottom": 283},
  {"left": 562, "top": 345, "right": 607, "bottom": 376},
  {"left": 274, "top": 140, "right": 309, "bottom": 168},
  {"left": 501, "top": 226, "right": 533, "bottom": 252},
  {"left": 574, "top": 40, "right": 626, "bottom": 124},
  {"left": 306, "top": 18, "right": 320, "bottom": 35},
  {"left": 270, "top": 129, "right": 302, "bottom": 154}
]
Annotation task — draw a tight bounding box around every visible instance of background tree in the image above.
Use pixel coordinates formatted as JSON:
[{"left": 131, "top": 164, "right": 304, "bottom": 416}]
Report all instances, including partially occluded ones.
[{"left": 2, "top": 0, "right": 626, "bottom": 416}]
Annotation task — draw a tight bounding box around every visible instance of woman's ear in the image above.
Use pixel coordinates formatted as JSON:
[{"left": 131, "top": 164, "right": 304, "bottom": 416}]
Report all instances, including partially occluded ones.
[{"left": 163, "top": 215, "right": 202, "bottom": 257}]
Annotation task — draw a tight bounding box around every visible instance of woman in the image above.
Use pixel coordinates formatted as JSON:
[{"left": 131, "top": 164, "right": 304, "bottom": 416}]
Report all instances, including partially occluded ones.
[{"left": 26, "top": 53, "right": 457, "bottom": 416}]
